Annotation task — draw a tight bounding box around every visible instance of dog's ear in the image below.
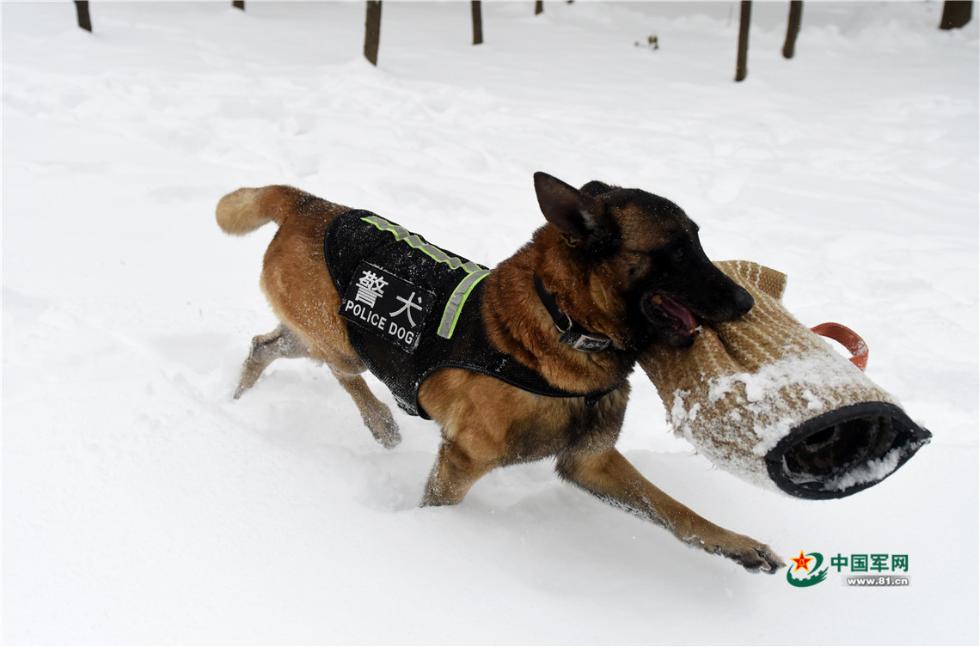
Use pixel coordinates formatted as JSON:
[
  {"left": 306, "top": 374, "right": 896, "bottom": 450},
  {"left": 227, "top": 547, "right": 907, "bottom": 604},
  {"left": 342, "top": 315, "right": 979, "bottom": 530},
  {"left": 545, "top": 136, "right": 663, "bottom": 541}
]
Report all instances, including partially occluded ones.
[
  {"left": 579, "top": 180, "right": 614, "bottom": 197},
  {"left": 533, "top": 172, "right": 603, "bottom": 244}
]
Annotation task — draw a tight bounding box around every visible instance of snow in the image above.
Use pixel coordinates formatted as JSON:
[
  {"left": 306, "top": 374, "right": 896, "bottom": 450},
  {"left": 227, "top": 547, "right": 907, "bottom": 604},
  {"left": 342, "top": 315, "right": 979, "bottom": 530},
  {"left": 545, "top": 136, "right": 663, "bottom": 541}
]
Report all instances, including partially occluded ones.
[
  {"left": 820, "top": 447, "right": 904, "bottom": 493},
  {"left": 2, "top": 1, "right": 977, "bottom": 644}
]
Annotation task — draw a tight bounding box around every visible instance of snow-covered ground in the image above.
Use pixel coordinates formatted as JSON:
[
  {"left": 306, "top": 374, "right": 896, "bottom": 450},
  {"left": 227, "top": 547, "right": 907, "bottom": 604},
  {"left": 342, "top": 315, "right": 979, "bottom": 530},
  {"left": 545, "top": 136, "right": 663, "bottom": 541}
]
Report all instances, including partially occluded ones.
[{"left": 2, "top": 1, "right": 977, "bottom": 644}]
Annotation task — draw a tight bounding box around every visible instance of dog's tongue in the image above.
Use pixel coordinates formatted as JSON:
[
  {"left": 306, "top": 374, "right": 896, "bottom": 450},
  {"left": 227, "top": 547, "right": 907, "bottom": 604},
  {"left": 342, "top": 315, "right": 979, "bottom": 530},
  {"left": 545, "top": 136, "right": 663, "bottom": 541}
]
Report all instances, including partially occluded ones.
[{"left": 655, "top": 294, "right": 698, "bottom": 332}]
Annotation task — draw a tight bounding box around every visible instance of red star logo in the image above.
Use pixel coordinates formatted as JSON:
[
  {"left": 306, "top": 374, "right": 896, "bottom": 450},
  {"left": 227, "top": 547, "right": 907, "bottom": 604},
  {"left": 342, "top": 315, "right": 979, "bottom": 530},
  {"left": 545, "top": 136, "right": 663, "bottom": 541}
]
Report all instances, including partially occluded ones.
[{"left": 790, "top": 550, "right": 813, "bottom": 572}]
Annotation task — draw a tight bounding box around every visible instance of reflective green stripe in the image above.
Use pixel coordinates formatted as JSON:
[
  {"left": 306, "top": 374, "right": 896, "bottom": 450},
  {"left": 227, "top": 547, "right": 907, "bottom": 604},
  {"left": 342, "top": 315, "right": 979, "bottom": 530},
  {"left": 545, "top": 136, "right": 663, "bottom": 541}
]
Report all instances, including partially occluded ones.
[
  {"left": 437, "top": 269, "right": 490, "bottom": 339},
  {"left": 362, "top": 214, "right": 410, "bottom": 241},
  {"left": 361, "top": 215, "right": 485, "bottom": 272},
  {"left": 360, "top": 214, "right": 490, "bottom": 339}
]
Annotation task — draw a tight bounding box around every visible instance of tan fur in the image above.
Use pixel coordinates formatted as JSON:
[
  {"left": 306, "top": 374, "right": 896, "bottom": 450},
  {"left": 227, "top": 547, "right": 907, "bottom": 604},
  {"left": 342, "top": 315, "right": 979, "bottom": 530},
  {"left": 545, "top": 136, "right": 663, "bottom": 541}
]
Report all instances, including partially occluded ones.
[
  {"left": 218, "top": 184, "right": 782, "bottom": 574},
  {"left": 216, "top": 185, "right": 308, "bottom": 235}
]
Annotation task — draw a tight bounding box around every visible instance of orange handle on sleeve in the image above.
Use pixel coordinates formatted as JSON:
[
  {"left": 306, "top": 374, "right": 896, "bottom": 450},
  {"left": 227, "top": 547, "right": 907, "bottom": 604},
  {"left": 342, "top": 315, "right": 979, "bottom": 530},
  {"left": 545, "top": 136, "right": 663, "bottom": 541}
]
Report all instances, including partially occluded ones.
[{"left": 810, "top": 322, "right": 868, "bottom": 371}]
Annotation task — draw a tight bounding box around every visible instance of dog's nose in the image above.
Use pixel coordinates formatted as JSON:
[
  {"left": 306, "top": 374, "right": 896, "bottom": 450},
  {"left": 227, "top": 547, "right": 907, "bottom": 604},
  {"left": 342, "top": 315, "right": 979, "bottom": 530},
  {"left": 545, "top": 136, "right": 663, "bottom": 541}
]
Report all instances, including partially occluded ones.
[{"left": 732, "top": 287, "right": 754, "bottom": 316}]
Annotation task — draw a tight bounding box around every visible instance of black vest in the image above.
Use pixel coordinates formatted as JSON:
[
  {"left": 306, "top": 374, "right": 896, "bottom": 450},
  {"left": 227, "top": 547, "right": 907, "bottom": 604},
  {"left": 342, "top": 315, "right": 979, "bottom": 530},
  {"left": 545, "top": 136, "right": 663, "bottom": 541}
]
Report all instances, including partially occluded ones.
[{"left": 323, "top": 210, "right": 617, "bottom": 419}]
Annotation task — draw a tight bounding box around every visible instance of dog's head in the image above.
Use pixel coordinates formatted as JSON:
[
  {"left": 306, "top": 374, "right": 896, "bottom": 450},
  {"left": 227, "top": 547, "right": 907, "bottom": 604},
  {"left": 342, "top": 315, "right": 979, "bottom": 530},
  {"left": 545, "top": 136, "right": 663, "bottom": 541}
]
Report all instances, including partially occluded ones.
[{"left": 533, "top": 171, "right": 753, "bottom": 350}]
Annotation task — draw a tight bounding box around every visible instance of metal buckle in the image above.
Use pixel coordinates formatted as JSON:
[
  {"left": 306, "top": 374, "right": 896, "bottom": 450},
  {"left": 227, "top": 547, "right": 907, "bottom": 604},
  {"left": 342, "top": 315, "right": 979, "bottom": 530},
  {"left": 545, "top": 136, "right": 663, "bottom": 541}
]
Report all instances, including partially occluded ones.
[{"left": 568, "top": 333, "right": 611, "bottom": 352}]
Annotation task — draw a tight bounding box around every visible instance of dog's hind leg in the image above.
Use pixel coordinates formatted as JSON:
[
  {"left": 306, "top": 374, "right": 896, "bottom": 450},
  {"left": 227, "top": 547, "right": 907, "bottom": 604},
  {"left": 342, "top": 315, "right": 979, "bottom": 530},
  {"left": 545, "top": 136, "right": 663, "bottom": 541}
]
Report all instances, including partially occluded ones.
[
  {"left": 234, "top": 325, "right": 401, "bottom": 449},
  {"left": 234, "top": 324, "right": 309, "bottom": 399},
  {"left": 328, "top": 367, "right": 401, "bottom": 449}
]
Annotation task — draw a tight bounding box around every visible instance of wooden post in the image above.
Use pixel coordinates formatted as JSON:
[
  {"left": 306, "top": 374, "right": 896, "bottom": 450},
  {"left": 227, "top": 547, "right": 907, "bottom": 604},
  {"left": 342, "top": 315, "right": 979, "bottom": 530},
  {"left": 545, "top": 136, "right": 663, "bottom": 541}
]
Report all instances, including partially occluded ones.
[
  {"left": 782, "top": 1, "right": 802, "bottom": 59},
  {"left": 74, "top": 1, "right": 92, "bottom": 32},
  {"left": 735, "top": 0, "right": 751, "bottom": 82},
  {"left": 940, "top": 1, "right": 972, "bottom": 29},
  {"left": 534, "top": 1, "right": 543, "bottom": 15},
  {"left": 364, "top": 1, "right": 382, "bottom": 66},
  {"left": 471, "top": 1, "right": 483, "bottom": 45},
  {"left": 232, "top": 1, "right": 244, "bottom": 10}
]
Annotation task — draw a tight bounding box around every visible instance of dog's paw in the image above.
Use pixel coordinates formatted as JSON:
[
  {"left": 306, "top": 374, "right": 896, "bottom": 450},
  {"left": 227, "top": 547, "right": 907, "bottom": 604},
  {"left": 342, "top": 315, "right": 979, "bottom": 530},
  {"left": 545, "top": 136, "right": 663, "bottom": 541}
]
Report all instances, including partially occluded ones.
[
  {"left": 364, "top": 406, "right": 401, "bottom": 449},
  {"left": 690, "top": 531, "right": 782, "bottom": 574},
  {"left": 233, "top": 374, "right": 258, "bottom": 399},
  {"left": 728, "top": 542, "right": 782, "bottom": 574},
  {"left": 375, "top": 427, "right": 402, "bottom": 449},
  {"left": 715, "top": 535, "right": 782, "bottom": 574}
]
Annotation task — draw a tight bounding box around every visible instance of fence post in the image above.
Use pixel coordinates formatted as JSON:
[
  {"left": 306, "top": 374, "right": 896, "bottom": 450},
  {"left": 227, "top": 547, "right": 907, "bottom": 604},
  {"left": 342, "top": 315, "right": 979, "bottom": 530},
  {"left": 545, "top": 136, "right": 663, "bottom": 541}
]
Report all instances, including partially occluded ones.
[
  {"left": 471, "top": 1, "right": 483, "bottom": 44},
  {"left": 232, "top": 1, "right": 244, "bottom": 10},
  {"left": 782, "top": 1, "right": 802, "bottom": 58},
  {"left": 74, "top": 1, "right": 92, "bottom": 32},
  {"left": 364, "top": 1, "right": 382, "bottom": 65},
  {"left": 735, "top": 0, "right": 751, "bottom": 82},
  {"left": 534, "top": 1, "right": 543, "bottom": 15}
]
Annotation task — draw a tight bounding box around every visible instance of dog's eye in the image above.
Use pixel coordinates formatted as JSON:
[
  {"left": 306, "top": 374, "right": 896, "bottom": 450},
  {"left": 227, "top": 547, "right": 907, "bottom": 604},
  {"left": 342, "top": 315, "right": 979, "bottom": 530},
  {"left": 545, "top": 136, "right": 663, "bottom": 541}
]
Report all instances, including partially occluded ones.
[{"left": 671, "top": 248, "right": 685, "bottom": 262}]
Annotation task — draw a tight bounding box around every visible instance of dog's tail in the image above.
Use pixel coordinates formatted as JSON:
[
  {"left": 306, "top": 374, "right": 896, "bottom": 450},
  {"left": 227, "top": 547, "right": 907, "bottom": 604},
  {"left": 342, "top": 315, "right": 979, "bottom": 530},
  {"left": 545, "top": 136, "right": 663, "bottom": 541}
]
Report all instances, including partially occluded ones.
[{"left": 215, "top": 185, "right": 305, "bottom": 235}]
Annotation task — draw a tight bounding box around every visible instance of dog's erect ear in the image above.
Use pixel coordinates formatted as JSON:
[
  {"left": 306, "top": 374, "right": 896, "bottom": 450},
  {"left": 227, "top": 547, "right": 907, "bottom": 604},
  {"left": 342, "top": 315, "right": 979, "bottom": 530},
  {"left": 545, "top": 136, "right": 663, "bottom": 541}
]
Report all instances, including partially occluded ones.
[
  {"left": 533, "top": 172, "right": 601, "bottom": 243},
  {"left": 579, "top": 180, "right": 613, "bottom": 197}
]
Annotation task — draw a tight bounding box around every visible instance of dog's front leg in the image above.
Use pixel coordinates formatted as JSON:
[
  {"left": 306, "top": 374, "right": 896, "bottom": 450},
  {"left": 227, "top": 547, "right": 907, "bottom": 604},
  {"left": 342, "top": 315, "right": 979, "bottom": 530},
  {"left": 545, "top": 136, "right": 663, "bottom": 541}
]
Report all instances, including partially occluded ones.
[
  {"left": 557, "top": 447, "right": 782, "bottom": 574},
  {"left": 421, "top": 437, "right": 498, "bottom": 507}
]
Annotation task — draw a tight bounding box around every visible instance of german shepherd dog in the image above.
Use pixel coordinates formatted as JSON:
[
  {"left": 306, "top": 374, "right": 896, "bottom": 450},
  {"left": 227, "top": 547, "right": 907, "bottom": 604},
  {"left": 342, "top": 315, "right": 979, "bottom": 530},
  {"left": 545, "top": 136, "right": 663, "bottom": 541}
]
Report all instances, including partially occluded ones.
[{"left": 217, "top": 172, "right": 782, "bottom": 573}]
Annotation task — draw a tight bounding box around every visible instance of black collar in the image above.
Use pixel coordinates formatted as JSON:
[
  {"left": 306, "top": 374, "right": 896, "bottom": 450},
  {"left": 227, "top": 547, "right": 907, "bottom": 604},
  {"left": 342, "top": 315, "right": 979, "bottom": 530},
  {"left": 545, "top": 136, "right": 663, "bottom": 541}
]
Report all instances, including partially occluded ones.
[{"left": 533, "top": 274, "right": 613, "bottom": 353}]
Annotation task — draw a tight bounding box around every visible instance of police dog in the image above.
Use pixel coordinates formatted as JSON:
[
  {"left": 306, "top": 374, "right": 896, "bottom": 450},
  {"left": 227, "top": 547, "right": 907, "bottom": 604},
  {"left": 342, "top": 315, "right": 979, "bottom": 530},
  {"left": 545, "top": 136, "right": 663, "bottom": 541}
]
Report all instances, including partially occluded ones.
[{"left": 217, "top": 172, "right": 781, "bottom": 573}]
